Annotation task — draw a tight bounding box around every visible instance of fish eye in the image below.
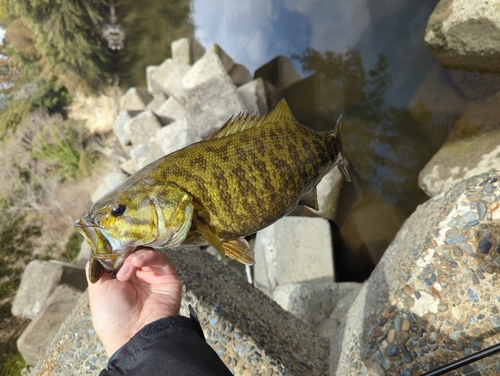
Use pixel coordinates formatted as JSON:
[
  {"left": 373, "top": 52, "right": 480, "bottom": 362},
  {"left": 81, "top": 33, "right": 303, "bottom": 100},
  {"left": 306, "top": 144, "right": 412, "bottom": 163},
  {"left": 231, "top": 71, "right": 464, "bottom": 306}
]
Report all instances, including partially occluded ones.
[{"left": 111, "top": 203, "right": 126, "bottom": 217}]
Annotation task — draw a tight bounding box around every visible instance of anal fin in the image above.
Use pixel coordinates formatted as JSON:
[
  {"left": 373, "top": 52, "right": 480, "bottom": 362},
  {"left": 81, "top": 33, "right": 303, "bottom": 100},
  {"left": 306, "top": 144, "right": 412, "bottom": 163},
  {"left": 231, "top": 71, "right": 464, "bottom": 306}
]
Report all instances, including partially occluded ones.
[
  {"left": 298, "top": 187, "right": 319, "bottom": 211},
  {"left": 222, "top": 238, "right": 254, "bottom": 265}
]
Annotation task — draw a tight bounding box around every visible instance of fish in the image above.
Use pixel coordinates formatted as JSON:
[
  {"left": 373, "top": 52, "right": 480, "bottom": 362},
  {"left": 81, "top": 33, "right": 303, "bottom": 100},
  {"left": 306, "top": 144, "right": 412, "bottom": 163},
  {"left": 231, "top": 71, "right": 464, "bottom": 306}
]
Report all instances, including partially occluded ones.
[{"left": 75, "top": 99, "right": 350, "bottom": 283}]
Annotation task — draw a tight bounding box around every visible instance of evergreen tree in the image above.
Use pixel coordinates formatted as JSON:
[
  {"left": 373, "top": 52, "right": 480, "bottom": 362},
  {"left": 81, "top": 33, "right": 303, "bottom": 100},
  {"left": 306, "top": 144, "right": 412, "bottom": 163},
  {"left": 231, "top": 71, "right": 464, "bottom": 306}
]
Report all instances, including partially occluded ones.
[{"left": 11, "top": 0, "right": 112, "bottom": 93}]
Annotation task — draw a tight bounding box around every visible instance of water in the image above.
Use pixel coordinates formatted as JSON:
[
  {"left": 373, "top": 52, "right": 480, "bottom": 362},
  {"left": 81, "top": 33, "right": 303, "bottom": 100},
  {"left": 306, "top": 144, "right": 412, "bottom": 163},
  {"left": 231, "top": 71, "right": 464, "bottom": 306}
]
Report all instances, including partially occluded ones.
[{"left": 115, "top": 0, "right": 473, "bottom": 281}]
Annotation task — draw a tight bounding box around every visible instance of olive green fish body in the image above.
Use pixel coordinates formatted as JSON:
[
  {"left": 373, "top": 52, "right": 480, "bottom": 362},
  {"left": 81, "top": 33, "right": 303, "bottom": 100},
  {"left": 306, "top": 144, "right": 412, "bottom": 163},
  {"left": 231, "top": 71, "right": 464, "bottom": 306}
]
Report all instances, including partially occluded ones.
[{"left": 75, "top": 99, "right": 350, "bottom": 282}]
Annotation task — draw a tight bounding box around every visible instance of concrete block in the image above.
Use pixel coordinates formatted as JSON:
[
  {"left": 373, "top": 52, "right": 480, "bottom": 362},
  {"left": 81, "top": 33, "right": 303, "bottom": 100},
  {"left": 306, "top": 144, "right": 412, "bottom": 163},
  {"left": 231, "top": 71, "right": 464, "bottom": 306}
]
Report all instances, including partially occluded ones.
[
  {"left": 130, "top": 144, "right": 164, "bottom": 170},
  {"left": 91, "top": 169, "right": 128, "bottom": 203},
  {"left": 119, "top": 87, "right": 153, "bottom": 111},
  {"left": 145, "top": 93, "right": 168, "bottom": 113},
  {"left": 119, "top": 158, "right": 140, "bottom": 175},
  {"left": 182, "top": 75, "right": 246, "bottom": 137},
  {"left": 272, "top": 281, "right": 362, "bottom": 340},
  {"left": 155, "top": 96, "right": 187, "bottom": 125},
  {"left": 33, "top": 248, "right": 328, "bottom": 375},
  {"left": 238, "top": 78, "right": 267, "bottom": 115},
  {"left": 171, "top": 37, "right": 206, "bottom": 65},
  {"left": 12, "top": 260, "right": 86, "bottom": 320},
  {"left": 282, "top": 72, "right": 344, "bottom": 131},
  {"left": 182, "top": 44, "right": 233, "bottom": 91},
  {"left": 17, "top": 284, "right": 82, "bottom": 366},
  {"left": 127, "top": 110, "right": 162, "bottom": 147},
  {"left": 157, "top": 117, "right": 199, "bottom": 156},
  {"left": 112, "top": 110, "right": 133, "bottom": 147},
  {"left": 254, "top": 55, "right": 302, "bottom": 90},
  {"left": 151, "top": 58, "right": 191, "bottom": 100},
  {"left": 229, "top": 63, "right": 252, "bottom": 87},
  {"left": 254, "top": 217, "right": 334, "bottom": 292},
  {"left": 146, "top": 65, "right": 162, "bottom": 94},
  {"left": 75, "top": 240, "right": 90, "bottom": 267},
  {"left": 316, "top": 167, "right": 345, "bottom": 221}
]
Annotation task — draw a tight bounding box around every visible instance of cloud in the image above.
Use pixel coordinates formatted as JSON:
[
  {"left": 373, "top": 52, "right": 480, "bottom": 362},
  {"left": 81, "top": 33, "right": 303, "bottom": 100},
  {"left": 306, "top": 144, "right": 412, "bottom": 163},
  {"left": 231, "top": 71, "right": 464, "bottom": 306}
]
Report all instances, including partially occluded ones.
[
  {"left": 284, "top": 0, "right": 371, "bottom": 54},
  {"left": 191, "top": 0, "right": 275, "bottom": 73}
]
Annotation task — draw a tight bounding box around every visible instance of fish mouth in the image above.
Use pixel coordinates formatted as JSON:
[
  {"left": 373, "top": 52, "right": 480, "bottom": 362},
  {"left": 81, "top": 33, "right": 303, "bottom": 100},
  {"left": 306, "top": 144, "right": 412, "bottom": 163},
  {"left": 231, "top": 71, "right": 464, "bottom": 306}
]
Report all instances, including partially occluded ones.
[{"left": 74, "top": 219, "right": 126, "bottom": 274}]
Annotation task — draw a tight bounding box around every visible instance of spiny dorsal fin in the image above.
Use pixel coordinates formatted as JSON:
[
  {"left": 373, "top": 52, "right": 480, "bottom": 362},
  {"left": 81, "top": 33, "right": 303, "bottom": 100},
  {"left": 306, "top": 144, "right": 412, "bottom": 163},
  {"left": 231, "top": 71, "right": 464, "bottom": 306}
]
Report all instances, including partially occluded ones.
[
  {"left": 265, "top": 98, "right": 298, "bottom": 124},
  {"left": 204, "top": 98, "right": 298, "bottom": 141},
  {"left": 204, "top": 112, "right": 263, "bottom": 140}
]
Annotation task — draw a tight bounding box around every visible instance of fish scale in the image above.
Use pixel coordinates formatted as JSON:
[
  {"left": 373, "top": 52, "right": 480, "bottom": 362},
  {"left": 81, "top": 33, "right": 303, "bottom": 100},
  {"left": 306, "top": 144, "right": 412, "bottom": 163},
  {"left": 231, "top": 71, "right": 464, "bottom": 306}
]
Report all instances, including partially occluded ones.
[{"left": 75, "top": 99, "right": 350, "bottom": 283}]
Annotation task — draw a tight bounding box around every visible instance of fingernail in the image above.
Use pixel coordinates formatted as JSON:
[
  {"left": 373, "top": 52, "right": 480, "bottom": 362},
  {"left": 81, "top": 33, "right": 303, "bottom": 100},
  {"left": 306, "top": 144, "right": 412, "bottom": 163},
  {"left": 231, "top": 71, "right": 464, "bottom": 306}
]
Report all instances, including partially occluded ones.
[{"left": 134, "top": 253, "right": 145, "bottom": 261}]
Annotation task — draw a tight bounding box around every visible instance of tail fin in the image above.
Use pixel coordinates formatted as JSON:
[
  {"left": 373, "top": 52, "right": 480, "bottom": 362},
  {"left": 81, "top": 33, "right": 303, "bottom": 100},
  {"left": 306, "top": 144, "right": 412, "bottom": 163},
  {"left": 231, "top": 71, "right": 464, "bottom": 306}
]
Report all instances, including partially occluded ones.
[{"left": 331, "top": 115, "right": 351, "bottom": 182}]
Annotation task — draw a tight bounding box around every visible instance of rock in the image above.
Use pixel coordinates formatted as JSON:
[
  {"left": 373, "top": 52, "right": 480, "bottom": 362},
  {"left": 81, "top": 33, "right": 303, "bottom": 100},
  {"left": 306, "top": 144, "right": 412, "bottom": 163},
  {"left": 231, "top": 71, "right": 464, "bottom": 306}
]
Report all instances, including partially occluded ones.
[
  {"left": 408, "top": 65, "right": 466, "bottom": 145},
  {"left": 171, "top": 37, "right": 206, "bottom": 65},
  {"left": 237, "top": 78, "right": 268, "bottom": 115},
  {"left": 331, "top": 172, "right": 500, "bottom": 375},
  {"left": 127, "top": 110, "right": 162, "bottom": 147},
  {"left": 316, "top": 167, "right": 345, "bottom": 221},
  {"left": 145, "top": 93, "right": 168, "bottom": 113},
  {"left": 119, "top": 87, "right": 153, "bottom": 112},
  {"left": 32, "top": 249, "right": 328, "bottom": 375},
  {"left": 12, "top": 260, "right": 86, "bottom": 320},
  {"left": 182, "top": 74, "right": 246, "bottom": 137},
  {"left": 130, "top": 143, "right": 164, "bottom": 170},
  {"left": 448, "top": 69, "right": 500, "bottom": 101},
  {"left": 282, "top": 72, "right": 344, "bottom": 131},
  {"left": 151, "top": 58, "right": 191, "bottom": 100},
  {"left": 91, "top": 169, "right": 128, "bottom": 203},
  {"left": 17, "top": 284, "right": 82, "bottom": 366},
  {"left": 182, "top": 44, "right": 234, "bottom": 91},
  {"left": 156, "top": 117, "right": 199, "bottom": 156},
  {"left": 340, "top": 188, "right": 407, "bottom": 265},
  {"left": 146, "top": 65, "right": 162, "bottom": 94},
  {"left": 112, "top": 110, "right": 134, "bottom": 147},
  {"left": 119, "top": 158, "right": 140, "bottom": 175},
  {"left": 254, "top": 217, "right": 334, "bottom": 293},
  {"left": 154, "top": 96, "right": 187, "bottom": 125},
  {"left": 75, "top": 240, "right": 91, "bottom": 268},
  {"left": 272, "top": 282, "right": 362, "bottom": 340},
  {"left": 425, "top": 0, "right": 500, "bottom": 73},
  {"left": 228, "top": 63, "right": 252, "bottom": 87},
  {"left": 254, "top": 55, "right": 302, "bottom": 90},
  {"left": 419, "top": 130, "right": 500, "bottom": 197}
]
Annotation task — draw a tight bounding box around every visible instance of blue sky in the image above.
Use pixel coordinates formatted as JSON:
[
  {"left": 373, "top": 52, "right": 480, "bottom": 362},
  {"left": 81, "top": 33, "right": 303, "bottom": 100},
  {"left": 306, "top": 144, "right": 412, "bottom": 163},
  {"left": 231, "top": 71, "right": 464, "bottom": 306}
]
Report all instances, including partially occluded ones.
[{"left": 191, "top": 0, "right": 371, "bottom": 76}]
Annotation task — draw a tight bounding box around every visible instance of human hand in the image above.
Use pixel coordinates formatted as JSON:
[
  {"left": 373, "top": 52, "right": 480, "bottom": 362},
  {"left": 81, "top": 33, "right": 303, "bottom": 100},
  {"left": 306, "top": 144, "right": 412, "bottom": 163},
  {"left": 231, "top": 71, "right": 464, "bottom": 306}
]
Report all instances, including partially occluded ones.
[{"left": 86, "top": 249, "right": 183, "bottom": 357}]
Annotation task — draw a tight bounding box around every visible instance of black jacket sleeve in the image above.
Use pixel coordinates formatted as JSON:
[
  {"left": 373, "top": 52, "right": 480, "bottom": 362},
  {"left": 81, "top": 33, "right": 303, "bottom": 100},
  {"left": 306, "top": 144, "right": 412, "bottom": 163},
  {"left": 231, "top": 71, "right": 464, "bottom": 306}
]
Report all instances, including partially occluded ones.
[{"left": 100, "top": 306, "right": 233, "bottom": 375}]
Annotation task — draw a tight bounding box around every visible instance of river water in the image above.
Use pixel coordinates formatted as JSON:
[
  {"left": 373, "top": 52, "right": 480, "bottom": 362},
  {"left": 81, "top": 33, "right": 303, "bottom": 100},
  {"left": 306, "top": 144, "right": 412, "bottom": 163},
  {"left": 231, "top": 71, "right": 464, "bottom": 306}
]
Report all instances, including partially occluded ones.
[{"left": 116, "top": 0, "right": 468, "bottom": 281}]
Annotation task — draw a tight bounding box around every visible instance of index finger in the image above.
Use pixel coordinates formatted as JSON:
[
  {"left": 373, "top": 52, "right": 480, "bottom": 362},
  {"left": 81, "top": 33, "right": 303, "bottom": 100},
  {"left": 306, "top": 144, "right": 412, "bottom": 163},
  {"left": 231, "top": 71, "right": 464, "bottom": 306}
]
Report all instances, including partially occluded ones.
[{"left": 116, "top": 249, "right": 178, "bottom": 281}]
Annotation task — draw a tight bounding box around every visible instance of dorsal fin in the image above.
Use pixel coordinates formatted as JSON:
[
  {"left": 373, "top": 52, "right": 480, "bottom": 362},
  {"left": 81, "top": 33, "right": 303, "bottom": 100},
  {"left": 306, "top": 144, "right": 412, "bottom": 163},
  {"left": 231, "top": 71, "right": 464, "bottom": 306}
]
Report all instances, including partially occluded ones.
[
  {"left": 204, "top": 98, "right": 298, "bottom": 141},
  {"left": 265, "top": 98, "right": 298, "bottom": 123},
  {"left": 204, "top": 112, "right": 263, "bottom": 140}
]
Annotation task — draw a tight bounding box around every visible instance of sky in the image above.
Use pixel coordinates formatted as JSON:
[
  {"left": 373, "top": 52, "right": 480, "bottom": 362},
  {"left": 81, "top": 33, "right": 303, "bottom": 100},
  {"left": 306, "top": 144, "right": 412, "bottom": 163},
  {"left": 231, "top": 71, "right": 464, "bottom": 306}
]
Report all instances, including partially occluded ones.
[
  {"left": 0, "top": 27, "right": 4, "bottom": 44},
  {"left": 191, "top": 0, "right": 372, "bottom": 76},
  {"left": 190, "top": 0, "right": 438, "bottom": 107}
]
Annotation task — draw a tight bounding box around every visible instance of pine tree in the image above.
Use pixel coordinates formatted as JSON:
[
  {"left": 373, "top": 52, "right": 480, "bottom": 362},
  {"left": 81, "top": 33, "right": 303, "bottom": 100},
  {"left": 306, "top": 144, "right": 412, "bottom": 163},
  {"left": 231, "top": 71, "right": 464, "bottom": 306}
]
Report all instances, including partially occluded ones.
[{"left": 11, "top": 0, "right": 112, "bottom": 93}]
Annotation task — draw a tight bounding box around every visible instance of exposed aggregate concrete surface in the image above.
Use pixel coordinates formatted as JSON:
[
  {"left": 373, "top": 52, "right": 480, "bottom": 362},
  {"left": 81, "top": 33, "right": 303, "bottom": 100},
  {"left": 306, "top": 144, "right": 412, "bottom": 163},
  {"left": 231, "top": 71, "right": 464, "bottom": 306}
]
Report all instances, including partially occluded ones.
[{"left": 32, "top": 248, "right": 328, "bottom": 375}]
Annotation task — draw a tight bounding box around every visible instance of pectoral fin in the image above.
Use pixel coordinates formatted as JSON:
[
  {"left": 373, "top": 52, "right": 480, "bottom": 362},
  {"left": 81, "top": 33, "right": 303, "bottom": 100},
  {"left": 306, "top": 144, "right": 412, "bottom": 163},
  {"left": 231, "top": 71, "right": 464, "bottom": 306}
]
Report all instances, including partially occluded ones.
[
  {"left": 194, "top": 217, "right": 226, "bottom": 260},
  {"left": 299, "top": 188, "right": 319, "bottom": 211},
  {"left": 194, "top": 217, "right": 255, "bottom": 265},
  {"left": 221, "top": 237, "right": 254, "bottom": 265}
]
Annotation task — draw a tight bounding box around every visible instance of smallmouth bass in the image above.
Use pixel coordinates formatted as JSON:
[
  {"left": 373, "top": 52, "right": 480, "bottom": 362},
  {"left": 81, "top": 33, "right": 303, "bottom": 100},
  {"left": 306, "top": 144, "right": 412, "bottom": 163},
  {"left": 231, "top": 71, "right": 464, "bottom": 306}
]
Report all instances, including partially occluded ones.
[{"left": 75, "top": 99, "right": 350, "bottom": 283}]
